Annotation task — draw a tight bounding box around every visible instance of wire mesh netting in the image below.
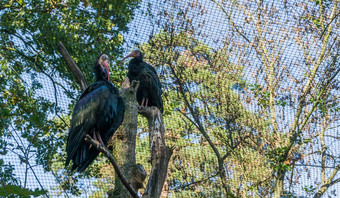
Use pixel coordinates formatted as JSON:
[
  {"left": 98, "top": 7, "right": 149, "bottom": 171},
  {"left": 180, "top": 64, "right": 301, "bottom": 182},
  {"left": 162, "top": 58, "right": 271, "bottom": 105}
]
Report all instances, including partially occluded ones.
[{"left": 1, "top": 0, "right": 339, "bottom": 197}]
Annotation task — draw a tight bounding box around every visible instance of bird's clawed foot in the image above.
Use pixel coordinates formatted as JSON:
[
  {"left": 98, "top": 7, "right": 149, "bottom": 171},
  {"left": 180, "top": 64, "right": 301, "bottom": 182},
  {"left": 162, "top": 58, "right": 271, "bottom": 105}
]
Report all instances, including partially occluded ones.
[
  {"left": 138, "top": 105, "right": 146, "bottom": 110},
  {"left": 90, "top": 131, "right": 105, "bottom": 149},
  {"left": 138, "top": 98, "right": 149, "bottom": 110}
]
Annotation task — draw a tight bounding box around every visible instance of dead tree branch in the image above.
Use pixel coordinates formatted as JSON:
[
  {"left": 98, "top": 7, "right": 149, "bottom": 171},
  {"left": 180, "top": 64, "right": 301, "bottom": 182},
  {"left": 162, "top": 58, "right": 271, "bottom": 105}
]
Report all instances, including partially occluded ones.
[
  {"left": 57, "top": 41, "right": 88, "bottom": 91},
  {"left": 139, "top": 107, "right": 172, "bottom": 198},
  {"left": 84, "top": 134, "right": 139, "bottom": 198}
]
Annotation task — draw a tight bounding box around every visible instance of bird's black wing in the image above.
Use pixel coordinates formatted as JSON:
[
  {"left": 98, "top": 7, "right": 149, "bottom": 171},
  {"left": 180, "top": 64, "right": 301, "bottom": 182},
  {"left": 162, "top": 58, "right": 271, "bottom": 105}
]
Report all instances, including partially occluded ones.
[
  {"left": 99, "top": 85, "right": 125, "bottom": 143},
  {"left": 145, "top": 62, "right": 157, "bottom": 76},
  {"left": 65, "top": 82, "right": 119, "bottom": 171},
  {"left": 76, "top": 88, "right": 125, "bottom": 173},
  {"left": 144, "top": 62, "right": 162, "bottom": 94},
  {"left": 143, "top": 67, "right": 163, "bottom": 113}
]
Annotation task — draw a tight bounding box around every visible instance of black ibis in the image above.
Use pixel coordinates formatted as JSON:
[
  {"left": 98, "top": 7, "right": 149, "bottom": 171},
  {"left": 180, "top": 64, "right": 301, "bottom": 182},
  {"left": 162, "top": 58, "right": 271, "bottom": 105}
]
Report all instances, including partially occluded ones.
[
  {"left": 122, "top": 50, "right": 163, "bottom": 113},
  {"left": 65, "top": 54, "right": 125, "bottom": 172}
]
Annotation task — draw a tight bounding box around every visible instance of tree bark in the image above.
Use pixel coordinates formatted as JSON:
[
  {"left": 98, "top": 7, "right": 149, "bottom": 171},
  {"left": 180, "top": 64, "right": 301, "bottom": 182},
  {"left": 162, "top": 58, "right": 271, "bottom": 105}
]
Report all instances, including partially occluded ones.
[
  {"left": 84, "top": 134, "right": 139, "bottom": 198},
  {"left": 273, "top": 169, "right": 285, "bottom": 198},
  {"left": 139, "top": 107, "right": 172, "bottom": 198},
  {"left": 109, "top": 79, "right": 147, "bottom": 198},
  {"left": 160, "top": 171, "right": 171, "bottom": 198},
  {"left": 57, "top": 42, "right": 88, "bottom": 92}
]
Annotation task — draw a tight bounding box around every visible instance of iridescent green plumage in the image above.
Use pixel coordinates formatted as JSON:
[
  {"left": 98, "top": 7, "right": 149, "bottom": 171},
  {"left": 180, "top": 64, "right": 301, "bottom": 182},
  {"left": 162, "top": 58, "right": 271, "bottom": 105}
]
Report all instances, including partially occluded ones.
[{"left": 65, "top": 54, "right": 125, "bottom": 172}]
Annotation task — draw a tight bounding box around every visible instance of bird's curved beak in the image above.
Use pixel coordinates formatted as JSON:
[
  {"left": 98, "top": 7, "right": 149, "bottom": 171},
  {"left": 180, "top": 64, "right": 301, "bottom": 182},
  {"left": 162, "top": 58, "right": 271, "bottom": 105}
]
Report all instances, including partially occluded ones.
[
  {"left": 122, "top": 53, "right": 133, "bottom": 61},
  {"left": 122, "top": 51, "right": 140, "bottom": 61}
]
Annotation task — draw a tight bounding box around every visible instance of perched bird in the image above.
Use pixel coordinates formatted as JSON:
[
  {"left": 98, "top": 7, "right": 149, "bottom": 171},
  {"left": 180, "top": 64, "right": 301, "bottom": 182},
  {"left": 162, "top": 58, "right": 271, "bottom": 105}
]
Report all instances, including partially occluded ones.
[
  {"left": 65, "top": 54, "right": 125, "bottom": 172},
  {"left": 123, "top": 50, "right": 163, "bottom": 113}
]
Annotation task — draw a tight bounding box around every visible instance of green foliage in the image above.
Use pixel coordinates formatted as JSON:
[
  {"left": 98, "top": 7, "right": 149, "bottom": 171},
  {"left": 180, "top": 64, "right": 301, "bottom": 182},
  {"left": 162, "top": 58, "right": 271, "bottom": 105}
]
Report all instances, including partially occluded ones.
[
  {"left": 0, "top": 185, "right": 45, "bottom": 197},
  {"left": 0, "top": 159, "right": 19, "bottom": 186},
  {"left": 250, "top": 83, "right": 270, "bottom": 108},
  {"left": 0, "top": 161, "right": 41, "bottom": 197},
  {"left": 0, "top": 0, "right": 140, "bottom": 195},
  {"left": 266, "top": 147, "right": 292, "bottom": 172},
  {"left": 303, "top": 185, "right": 317, "bottom": 194},
  {"left": 94, "top": 20, "right": 255, "bottom": 195},
  {"left": 136, "top": 27, "right": 270, "bottom": 196},
  {"left": 0, "top": 0, "right": 140, "bottom": 88}
]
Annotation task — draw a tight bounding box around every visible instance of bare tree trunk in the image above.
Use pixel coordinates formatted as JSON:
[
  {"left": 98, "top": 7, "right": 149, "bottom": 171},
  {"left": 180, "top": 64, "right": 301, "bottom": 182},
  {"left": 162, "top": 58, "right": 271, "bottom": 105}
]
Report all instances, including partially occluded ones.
[
  {"left": 160, "top": 172, "right": 170, "bottom": 198},
  {"left": 109, "top": 79, "right": 147, "bottom": 198},
  {"left": 273, "top": 170, "right": 285, "bottom": 198},
  {"left": 139, "top": 107, "right": 172, "bottom": 198}
]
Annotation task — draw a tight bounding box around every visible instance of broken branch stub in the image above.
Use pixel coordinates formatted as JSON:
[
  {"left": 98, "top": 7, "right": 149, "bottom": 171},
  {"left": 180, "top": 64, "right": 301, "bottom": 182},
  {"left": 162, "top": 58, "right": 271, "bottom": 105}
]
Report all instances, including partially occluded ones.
[{"left": 139, "top": 107, "right": 172, "bottom": 198}]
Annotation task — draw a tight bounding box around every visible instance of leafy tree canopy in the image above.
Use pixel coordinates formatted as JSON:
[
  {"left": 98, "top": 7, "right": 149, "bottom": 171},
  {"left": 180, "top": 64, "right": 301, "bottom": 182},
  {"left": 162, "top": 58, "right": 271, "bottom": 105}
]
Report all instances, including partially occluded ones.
[{"left": 0, "top": 0, "right": 140, "bottom": 195}]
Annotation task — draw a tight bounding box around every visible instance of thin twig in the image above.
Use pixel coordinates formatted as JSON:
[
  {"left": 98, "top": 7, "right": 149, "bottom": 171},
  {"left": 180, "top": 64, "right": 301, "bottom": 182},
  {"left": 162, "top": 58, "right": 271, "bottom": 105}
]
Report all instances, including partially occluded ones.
[
  {"left": 50, "top": 170, "right": 70, "bottom": 198},
  {"left": 84, "top": 134, "right": 139, "bottom": 198},
  {"left": 27, "top": 162, "right": 49, "bottom": 198},
  {"left": 319, "top": 11, "right": 340, "bottom": 39},
  {"left": 173, "top": 172, "right": 219, "bottom": 191}
]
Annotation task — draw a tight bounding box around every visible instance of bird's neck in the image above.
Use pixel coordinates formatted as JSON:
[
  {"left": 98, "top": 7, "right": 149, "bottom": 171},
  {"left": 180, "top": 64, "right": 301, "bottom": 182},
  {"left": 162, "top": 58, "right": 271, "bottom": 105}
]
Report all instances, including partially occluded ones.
[
  {"left": 130, "top": 57, "right": 143, "bottom": 65},
  {"left": 128, "top": 58, "right": 144, "bottom": 73},
  {"left": 94, "top": 64, "right": 108, "bottom": 82}
]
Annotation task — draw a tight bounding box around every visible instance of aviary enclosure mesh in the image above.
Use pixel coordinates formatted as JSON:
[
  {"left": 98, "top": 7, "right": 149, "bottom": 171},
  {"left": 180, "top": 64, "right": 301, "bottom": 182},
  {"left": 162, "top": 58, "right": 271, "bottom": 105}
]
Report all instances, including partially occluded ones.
[{"left": 1, "top": 0, "right": 340, "bottom": 197}]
